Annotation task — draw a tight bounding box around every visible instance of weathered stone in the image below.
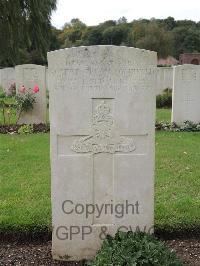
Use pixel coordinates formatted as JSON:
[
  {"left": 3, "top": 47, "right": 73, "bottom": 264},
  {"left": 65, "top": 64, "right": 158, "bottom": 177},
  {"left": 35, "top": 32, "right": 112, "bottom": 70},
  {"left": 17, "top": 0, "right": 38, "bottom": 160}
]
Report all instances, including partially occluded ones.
[
  {"left": 48, "top": 46, "right": 157, "bottom": 261},
  {"left": 156, "top": 67, "right": 173, "bottom": 95},
  {"left": 16, "top": 64, "right": 47, "bottom": 124},
  {"left": 172, "top": 64, "right": 200, "bottom": 124},
  {"left": 0, "top": 67, "right": 15, "bottom": 95}
]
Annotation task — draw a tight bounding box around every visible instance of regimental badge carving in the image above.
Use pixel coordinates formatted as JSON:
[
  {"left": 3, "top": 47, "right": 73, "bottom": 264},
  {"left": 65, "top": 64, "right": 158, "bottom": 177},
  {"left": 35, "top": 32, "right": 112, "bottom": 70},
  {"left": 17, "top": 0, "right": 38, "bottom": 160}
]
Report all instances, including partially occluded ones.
[{"left": 71, "top": 101, "right": 136, "bottom": 154}]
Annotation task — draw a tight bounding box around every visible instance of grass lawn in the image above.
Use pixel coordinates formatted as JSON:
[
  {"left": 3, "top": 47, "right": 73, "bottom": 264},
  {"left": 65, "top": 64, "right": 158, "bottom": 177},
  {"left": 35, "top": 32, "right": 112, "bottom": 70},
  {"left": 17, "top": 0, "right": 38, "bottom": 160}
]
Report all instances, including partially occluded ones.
[
  {"left": 156, "top": 108, "right": 171, "bottom": 122},
  {"left": 0, "top": 134, "right": 51, "bottom": 233},
  {"left": 0, "top": 132, "right": 200, "bottom": 234}
]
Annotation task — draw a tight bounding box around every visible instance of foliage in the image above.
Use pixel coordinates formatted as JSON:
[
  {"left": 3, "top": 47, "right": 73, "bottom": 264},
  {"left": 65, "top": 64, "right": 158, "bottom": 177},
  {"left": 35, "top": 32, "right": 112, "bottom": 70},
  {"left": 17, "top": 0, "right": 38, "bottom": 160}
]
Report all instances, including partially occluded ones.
[
  {"left": 59, "top": 18, "right": 87, "bottom": 47},
  {"left": 172, "top": 25, "right": 200, "bottom": 57},
  {"left": 16, "top": 90, "right": 36, "bottom": 112},
  {"left": 0, "top": 123, "right": 50, "bottom": 134},
  {"left": 0, "top": 0, "right": 57, "bottom": 66},
  {"left": 18, "top": 124, "right": 33, "bottom": 134},
  {"left": 88, "top": 231, "right": 182, "bottom": 266},
  {"left": 156, "top": 120, "right": 200, "bottom": 132},
  {"left": 49, "top": 17, "right": 200, "bottom": 59},
  {"left": 156, "top": 88, "right": 172, "bottom": 108},
  {"left": 0, "top": 99, "right": 6, "bottom": 124},
  {"left": 1, "top": 14, "right": 200, "bottom": 65},
  {"left": 135, "top": 22, "right": 173, "bottom": 58},
  {"left": 15, "top": 85, "right": 39, "bottom": 122},
  {"left": 0, "top": 96, "right": 17, "bottom": 125},
  {"left": 0, "top": 87, "right": 6, "bottom": 98}
]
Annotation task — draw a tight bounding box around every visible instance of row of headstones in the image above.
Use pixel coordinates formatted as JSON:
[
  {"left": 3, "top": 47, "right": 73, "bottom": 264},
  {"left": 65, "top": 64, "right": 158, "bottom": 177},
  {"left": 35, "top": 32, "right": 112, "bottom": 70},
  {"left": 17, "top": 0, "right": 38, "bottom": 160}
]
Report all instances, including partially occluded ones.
[
  {"left": 0, "top": 65, "right": 172, "bottom": 96},
  {"left": 1, "top": 47, "right": 199, "bottom": 261},
  {"left": 0, "top": 61, "right": 200, "bottom": 125}
]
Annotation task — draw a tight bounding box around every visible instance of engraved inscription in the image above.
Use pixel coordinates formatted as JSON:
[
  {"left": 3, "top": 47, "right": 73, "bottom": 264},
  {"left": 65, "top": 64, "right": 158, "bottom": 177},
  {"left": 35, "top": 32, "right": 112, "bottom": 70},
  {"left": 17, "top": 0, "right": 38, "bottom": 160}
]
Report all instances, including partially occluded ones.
[
  {"left": 181, "top": 69, "right": 197, "bottom": 81},
  {"left": 50, "top": 67, "right": 156, "bottom": 92},
  {"left": 71, "top": 101, "right": 136, "bottom": 154},
  {"left": 23, "top": 69, "right": 40, "bottom": 83}
]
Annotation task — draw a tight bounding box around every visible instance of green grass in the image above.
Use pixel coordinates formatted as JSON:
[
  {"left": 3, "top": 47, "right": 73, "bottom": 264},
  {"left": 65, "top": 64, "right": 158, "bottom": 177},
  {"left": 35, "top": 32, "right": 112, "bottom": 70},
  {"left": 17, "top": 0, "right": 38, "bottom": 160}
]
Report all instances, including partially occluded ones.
[
  {"left": 0, "top": 132, "right": 200, "bottom": 234},
  {"left": 155, "top": 131, "right": 200, "bottom": 231},
  {"left": 0, "top": 134, "right": 51, "bottom": 233},
  {"left": 156, "top": 108, "right": 171, "bottom": 122},
  {"left": 0, "top": 97, "right": 17, "bottom": 125}
]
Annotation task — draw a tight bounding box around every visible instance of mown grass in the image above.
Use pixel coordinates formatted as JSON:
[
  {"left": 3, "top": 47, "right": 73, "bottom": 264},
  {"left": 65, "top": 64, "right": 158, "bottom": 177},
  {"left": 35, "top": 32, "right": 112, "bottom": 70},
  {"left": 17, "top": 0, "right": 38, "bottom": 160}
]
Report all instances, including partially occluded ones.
[
  {"left": 0, "top": 132, "right": 200, "bottom": 234},
  {"left": 155, "top": 131, "right": 200, "bottom": 232},
  {"left": 0, "top": 97, "right": 17, "bottom": 125},
  {"left": 156, "top": 108, "right": 171, "bottom": 122},
  {"left": 0, "top": 134, "right": 51, "bottom": 233}
]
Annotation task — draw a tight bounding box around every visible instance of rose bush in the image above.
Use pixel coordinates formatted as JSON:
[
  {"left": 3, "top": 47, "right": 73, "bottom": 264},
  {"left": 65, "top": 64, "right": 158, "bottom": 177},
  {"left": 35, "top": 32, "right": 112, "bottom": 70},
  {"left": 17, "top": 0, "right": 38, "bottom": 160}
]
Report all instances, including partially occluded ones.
[{"left": 16, "top": 85, "right": 39, "bottom": 122}]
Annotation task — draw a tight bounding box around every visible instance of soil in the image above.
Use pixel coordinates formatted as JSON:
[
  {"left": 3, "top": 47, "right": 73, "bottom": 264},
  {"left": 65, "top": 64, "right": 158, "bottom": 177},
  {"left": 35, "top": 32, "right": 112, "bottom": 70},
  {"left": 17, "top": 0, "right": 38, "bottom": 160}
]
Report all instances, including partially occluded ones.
[
  {"left": 0, "top": 123, "right": 49, "bottom": 134},
  {"left": 0, "top": 238, "right": 199, "bottom": 266}
]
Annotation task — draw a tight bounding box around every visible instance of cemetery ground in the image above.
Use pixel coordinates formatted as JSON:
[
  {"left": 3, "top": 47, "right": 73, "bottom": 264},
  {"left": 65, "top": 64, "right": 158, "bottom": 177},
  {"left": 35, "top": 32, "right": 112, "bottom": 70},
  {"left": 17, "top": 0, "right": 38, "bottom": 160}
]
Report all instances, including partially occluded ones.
[{"left": 0, "top": 128, "right": 200, "bottom": 265}]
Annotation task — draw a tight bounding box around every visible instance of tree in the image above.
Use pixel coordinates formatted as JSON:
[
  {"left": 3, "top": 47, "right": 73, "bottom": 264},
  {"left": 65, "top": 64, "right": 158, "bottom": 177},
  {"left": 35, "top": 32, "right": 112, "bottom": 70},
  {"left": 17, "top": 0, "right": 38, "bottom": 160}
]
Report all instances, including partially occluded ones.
[
  {"left": 56, "top": 17, "right": 200, "bottom": 59},
  {"left": 102, "top": 25, "right": 128, "bottom": 45},
  {"left": 59, "top": 18, "right": 86, "bottom": 47},
  {"left": 163, "top": 17, "right": 176, "bottom": 30},
  {"left": 81, "top": 26, "right": 103, "bottom": 46},
  {"left": 117, "top": 17, "right": 127, "bottom": 24},
  {"left": 173, "top": 26, "right": 200, "bottom": 57},
  {"left": 135, "top": 22, "right": 173, "bottom": 58},
  {"left": 183, "top": 27, "right": 200, "bottom": 53},
  {"left": 0, "top": 0, "right": 57, "bottom": 66}
]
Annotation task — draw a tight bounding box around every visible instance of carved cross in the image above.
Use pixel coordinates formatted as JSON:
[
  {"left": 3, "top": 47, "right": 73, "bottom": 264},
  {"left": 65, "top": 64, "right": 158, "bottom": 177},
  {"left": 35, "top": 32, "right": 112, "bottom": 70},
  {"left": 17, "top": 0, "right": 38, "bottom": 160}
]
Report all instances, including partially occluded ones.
[{"left": 58, "top": 99, "right": 147, "bottom": 225}]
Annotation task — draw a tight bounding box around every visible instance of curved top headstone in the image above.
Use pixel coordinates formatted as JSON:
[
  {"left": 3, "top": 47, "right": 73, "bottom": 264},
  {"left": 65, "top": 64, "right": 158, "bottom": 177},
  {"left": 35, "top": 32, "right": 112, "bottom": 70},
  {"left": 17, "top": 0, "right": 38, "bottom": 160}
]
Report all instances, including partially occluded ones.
[
  {"left": 48, "top": 46, "right": 157, "bottom": 261},
  {"left": 172, "top": 64, "right": 200, "bottom": 124},
  {"left": 15, "top": 64, "right": 47, "bottom": 124}
]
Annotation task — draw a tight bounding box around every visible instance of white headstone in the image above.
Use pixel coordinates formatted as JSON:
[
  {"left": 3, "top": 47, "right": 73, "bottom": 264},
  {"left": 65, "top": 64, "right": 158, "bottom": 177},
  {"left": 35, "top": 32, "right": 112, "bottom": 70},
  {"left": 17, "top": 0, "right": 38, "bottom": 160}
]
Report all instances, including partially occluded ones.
[
  {"left": 0, "top": 67, "right": 15, "bottom": 94},
  {"left": 156, "top": 67, "right": 173, "bottom": 95},
  {"left": 172, "top": 64, "right": 200, "bottom": 124},
  {"left": 46, "top": 68, "right": 50, "bottom": 90},
  {"left": 48, "top": 46, "right": 157, "bottom": 261},
  {"left": 16, "top": 64, "right": 47, "bottom": 124}
]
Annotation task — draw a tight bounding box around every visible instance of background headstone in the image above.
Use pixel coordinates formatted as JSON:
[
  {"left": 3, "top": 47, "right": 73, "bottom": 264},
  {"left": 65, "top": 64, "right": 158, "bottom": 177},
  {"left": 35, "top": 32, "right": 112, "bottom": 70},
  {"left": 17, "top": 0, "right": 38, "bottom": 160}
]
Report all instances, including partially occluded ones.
[
  {"left": 172, "top": 64, "right": 200, "bottom": 124},
  {"left": 0, "top": 67, "right": 15, "bottom": 94},
  {"left": 48, "top": 46, "right": 157, "bottom": 261},
  {"left": 156, "top": 67, "right": 173, "bottom": 95},
  {"left": 16, "top": 64, "right": 47, "bottom": 124}
]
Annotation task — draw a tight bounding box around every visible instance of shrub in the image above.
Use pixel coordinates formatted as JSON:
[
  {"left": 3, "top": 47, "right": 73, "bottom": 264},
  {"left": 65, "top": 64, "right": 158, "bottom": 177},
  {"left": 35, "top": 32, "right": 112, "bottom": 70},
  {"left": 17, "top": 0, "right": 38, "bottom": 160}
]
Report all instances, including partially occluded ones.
[
  {"left": 18, "top": 124, "right": 33, "bottom": 134},
  {"left": 156, "top": 88, "right": 172, "bottom": 108},
  {"left": 0, "top": 99, "right": 6, "bottom": 124},
  {"left": 155, "top": 120, "right": 200, "bottom": 132},
  {"left": 15, "top": 85, "right": 39, "bottom": 123},
  {"left": 88, "top": 231, "right": 182, "bottom": 266},
  {"left": 0, "top": 86, "right": 6, "bottom": 98}
]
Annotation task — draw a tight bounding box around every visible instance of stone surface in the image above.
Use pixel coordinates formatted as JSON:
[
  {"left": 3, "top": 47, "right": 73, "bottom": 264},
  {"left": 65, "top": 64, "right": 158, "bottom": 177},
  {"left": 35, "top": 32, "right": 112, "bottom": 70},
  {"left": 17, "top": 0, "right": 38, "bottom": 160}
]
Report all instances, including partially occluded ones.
[
  {"left": 156, "top": 67, "right": 173, "bottom": 95},
  {"left": 48, "top": 46, "right": 157, "bottom": 261},
  {"left": 16, "top": 64, "right": 47, "bottom": 124},
  {"left": 172, "top": 64, "right": 200, "bottom": 124},
  {"left": 46, "top": 68, "right": 50, "bottom": 90},
  {"left": 0, "top": 67, "right": 15, "bottom": 94}
]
